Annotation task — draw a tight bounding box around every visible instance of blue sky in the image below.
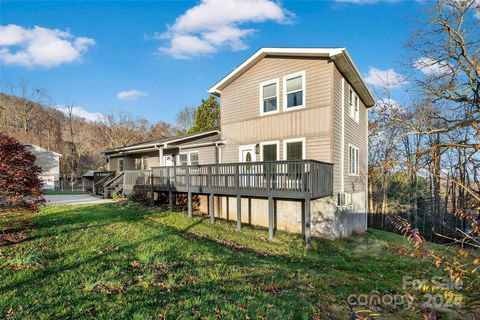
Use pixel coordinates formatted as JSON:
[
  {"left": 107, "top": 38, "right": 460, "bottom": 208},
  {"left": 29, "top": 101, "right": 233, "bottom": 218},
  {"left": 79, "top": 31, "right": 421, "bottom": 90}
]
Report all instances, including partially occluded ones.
[{"left": 0, "top": 0, "right": 426, "bottom": 123}]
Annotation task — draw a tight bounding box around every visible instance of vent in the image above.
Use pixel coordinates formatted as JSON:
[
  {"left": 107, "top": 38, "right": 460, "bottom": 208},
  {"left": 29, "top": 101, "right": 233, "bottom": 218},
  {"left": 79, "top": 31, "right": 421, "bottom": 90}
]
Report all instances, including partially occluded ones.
[{"left": 338, "top": 192, "right": 352, "bottom": 206}]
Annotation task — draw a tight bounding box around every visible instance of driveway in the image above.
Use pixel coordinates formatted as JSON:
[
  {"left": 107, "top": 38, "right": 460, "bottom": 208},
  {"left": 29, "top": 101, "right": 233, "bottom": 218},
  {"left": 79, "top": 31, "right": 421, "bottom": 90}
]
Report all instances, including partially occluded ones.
[{"left": 44, "top": 194, "right": 114, "bottom": 206}]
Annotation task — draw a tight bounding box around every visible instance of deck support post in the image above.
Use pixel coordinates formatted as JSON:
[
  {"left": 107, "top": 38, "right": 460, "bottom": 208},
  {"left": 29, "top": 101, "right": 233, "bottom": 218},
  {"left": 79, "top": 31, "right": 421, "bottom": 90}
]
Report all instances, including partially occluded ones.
[
  {"left": 236, "top": 195, "right": 241, "bottom": 230},
  {"left": 209, "top": 193, "right": 215, "bottom": 224},
  {"left": 188, "top": 192, "right": 193, "bottom": 217},
  {"left": 304, "top": 197, "right": 311, "bottom": 249},
  {"left": 168, "top": 191, "right": 174, "bottom": 211},
  {"left": 268, "top": 196, "right": 274, "bottom": 240}
]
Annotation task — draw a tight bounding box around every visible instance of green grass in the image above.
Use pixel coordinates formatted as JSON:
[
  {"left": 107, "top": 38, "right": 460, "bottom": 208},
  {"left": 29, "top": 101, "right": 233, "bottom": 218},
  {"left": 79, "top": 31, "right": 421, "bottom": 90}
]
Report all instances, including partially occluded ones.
[
  {"left": 0, "top": 203, "right": 454, "bottom": 319},
  {"left": 43, "top": 190, "right": 87, "bottom": 195}
]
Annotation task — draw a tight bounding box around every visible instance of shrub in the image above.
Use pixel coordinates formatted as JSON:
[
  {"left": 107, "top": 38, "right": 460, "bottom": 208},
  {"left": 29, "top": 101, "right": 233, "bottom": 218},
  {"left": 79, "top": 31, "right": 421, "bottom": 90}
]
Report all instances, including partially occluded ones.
[
  {"left": 0, "top": 133, "right": 44, "bottom": 211},
  {"left": 111, "top": 191, "right": 125, "bottom": 201},
  {"left": 128, "top": 189, "right": 149, "bottom": 204}
]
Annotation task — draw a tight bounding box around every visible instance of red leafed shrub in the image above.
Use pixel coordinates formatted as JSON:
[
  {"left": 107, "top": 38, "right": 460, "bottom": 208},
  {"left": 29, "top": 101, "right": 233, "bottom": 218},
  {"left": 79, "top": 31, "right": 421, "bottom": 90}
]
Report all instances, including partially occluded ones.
[{"left": 0, "top": 133, "right": 45, "bottom": 211}]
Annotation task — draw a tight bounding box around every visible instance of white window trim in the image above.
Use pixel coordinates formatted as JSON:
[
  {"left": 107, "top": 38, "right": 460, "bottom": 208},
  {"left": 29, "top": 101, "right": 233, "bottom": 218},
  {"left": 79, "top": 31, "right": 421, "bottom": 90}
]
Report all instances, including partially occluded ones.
[
  {"left": 178, "top": 152, "right": 188, "bottom": 166},
  {"left": 141, "top": 156, "right": 149, "bottom": 170},
  {"left": 259, "top": 78, "right": 280, "bottom": 116},
  {"left": 348, "top": 144, "right": 360, "bottom": 176},
  {"left": 238, "top": 144, "right": 257, "bottom": 162},
  {"left": 178, "top": 151, "right": 199, "bottom": 165},
  {"left": 283, "top": 137, "right": 306, "bottom": 160},
  {"left": 349, "top": 86, "right": 360, "bottom": 124},
  {"left": 118, "top": 158, "right": 124, "bottom": 172},
  {"left": 283, "top": 70, "right": 306, "bottom": 112},
  {"left": 189, "top": 151, "right": 199, "bottom": 165},
  {"left": 259, "top": 140, "right": 280, "bottom": 161}
]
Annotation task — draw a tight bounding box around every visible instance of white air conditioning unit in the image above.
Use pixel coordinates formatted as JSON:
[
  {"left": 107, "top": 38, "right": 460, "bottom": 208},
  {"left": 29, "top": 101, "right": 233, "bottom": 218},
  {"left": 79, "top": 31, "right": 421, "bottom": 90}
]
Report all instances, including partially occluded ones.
[{"left": 337, "top": 192, "right": 352, "bottom": 206}]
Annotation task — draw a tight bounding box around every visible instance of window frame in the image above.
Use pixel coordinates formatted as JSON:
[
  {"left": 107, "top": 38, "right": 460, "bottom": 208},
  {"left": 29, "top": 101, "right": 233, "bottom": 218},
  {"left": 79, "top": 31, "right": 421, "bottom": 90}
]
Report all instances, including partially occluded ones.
[
  {"left": 283, "top": 71, "right": 306, "bottom": 112},
  {"left": 189, "top": 151, "right": 199, "bottom": 166},
  {"left": 260, "top": 140, "right": 280, "bottom": 162},
  {"left": 178, "top": 153, "right": 188, "bottom": 166},
  {"left": 283, "top": 137, "right": 306, "bottom": 160},
  {"left": 259, "top": 78, "right": 280, "bottom": 116},
  {"left": 178, "top": 151, "right": 199, "bottom": 166},
  {"left": 348, "top": 144, "right": 360, "bottom": 176},
  {"left": 118, "top": 158, "right": 124, "bottom": 172},
  {"left": 141, "top": 156, "right": 149, "bottom": 170},
  {"left": 349, "top": 87, "right": 360, "bottom": 123}
]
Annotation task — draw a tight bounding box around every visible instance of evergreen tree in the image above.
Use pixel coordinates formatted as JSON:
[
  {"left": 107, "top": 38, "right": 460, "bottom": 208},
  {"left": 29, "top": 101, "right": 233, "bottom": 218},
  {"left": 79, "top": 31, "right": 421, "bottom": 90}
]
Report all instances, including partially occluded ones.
[{"left": 190, "top": 96, "right": 220, "bottom": 133}]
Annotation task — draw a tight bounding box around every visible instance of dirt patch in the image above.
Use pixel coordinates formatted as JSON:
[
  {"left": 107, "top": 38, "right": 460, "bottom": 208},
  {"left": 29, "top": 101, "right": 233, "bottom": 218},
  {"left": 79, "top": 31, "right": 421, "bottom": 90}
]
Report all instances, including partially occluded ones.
[{"left": 0, "top": 233, "right": 30, "bottom": 246}]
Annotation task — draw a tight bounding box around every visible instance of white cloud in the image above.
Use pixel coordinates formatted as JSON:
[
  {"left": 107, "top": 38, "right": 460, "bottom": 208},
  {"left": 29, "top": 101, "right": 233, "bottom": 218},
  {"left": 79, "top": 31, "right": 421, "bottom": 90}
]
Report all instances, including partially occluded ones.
[
  {"left": 116, "top": 90, "right": 149, "bottom": 101},
  {"left": 364, "top": 67, "right": 407, "bottom": 88},
  {"left": 413, "top": 57, "right": 451, "bottom": 76},
  {"left": 57, "top": 106, "right": 105, "bottom": 123},
  {"left": 158, "top": 0, "right": 294, "bottom": 59},
  {"left": 0, "top": 24, "right": 95, "bottom": 68}
]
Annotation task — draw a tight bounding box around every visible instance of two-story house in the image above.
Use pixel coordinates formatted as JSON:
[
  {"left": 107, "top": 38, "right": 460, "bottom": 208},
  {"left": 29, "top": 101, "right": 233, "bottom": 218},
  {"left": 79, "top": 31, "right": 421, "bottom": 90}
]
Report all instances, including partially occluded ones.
[
  {"left": 101, "top": 48, "right": 375, "bottom": 244},
  {"left": 25, "top": 144, "right": 62, "bottom": 190}
]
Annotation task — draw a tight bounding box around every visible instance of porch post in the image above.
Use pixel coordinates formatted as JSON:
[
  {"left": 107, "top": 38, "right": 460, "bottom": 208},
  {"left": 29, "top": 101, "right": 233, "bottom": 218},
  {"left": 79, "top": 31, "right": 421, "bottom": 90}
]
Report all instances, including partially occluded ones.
[
  {"left": 236, "top": 195, "right": 241, "bottom": 230},
  {"left": 209, "top": 193, "right": 215, "bottom": 224},
  {"left": 187, "top": 166, "right": 192, "bottom": 217},
  {"left": 304, "top": 197, "right": 311, "bottom": 249},
  {"left": 268, "top": 196, "right": 274, "bottom": 240}
]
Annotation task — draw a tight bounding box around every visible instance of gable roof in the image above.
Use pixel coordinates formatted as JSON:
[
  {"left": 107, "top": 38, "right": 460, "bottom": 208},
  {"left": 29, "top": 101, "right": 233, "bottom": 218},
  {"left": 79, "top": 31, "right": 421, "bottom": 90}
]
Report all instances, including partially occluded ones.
[
  {"left": 103, "top": 130, "right": 222, "bottom": 155},
  {"left": 208, "top": 47, "right": 376, "bottom": 108},
  {"left": 24, "top": 144, "right": 62, "bottom": 157}
]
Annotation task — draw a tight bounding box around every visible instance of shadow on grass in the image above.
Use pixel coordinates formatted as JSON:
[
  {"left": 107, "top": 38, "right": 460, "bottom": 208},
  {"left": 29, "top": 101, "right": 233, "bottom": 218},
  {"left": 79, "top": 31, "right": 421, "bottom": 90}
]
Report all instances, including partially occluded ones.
[{"left": 0, "top": 203, "right": 433, "bottom": 319}]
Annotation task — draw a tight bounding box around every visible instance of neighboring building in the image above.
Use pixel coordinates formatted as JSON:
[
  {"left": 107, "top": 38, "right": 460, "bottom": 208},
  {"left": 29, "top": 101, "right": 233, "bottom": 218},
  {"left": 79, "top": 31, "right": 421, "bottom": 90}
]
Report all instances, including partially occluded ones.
[
  {"left": 101, "top": 48, "right": 375, "bottom": 242},
  {"left": 24, "top": 144, "right": 62, "bottom": 190}
]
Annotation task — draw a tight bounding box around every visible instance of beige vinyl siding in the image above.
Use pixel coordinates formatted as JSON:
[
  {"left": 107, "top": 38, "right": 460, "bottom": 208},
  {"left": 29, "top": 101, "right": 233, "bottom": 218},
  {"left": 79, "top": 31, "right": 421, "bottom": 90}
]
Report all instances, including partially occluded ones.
[
  {"left": 332, "top": 65, "right": 368, "bottom": 193},
  {"left": 180, "top": 145, "right": 218, "bottom": 165},
  {"left": 221, "top": 56, "right": 333, "bottom": 163}
]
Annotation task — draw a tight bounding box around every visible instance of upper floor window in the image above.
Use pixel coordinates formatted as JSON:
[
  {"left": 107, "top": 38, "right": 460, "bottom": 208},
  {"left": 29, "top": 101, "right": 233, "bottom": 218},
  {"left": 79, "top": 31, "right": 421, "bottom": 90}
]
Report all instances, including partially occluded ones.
[
  {"left": 259, "top": 79, "right": 279, "bottom": 115},
  {"left": 349, "top": 87, "right": 360, "bottom": 122},
  {"left": 349, "top": 145, "right": 359, "bottom": 175},
  {"left": 284, "top": 71, "right": 305, "bottom": 111}
]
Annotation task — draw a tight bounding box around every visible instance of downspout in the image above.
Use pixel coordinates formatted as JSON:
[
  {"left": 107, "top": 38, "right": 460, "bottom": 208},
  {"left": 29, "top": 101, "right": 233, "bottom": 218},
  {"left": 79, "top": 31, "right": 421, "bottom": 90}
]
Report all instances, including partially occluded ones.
[
  {"left": 215, "top": 142, "right": 222, "bottom": 164},
  {"left": 341, "top": 77, "right": 345, "bottom": 194},
  {"left": 365, "top": 108, "right": 369, "bottom": 230}
]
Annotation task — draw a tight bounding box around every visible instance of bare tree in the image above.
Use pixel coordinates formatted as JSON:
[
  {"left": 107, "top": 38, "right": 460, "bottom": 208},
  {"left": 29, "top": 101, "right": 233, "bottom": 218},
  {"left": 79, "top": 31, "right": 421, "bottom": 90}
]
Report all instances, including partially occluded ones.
[{"left": 174, "top": 106, "right": 196, "bottom": 134}]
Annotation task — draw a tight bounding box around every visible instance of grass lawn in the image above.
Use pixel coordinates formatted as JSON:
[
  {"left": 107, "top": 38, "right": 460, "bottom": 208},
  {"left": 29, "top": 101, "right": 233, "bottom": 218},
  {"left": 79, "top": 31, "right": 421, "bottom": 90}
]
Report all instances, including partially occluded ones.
[
  {"left": 0, "top": 203, "right": 459, "bottom": 319},
  {"left": 43, "top": 190, "right": 87, "bottom": 195}
]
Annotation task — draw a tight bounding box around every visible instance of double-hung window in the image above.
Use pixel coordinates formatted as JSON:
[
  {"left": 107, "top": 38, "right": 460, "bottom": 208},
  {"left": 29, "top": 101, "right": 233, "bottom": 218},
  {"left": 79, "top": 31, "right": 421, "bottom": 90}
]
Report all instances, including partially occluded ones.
[
  {"left": 179, "top": 152, "right": 199, "bottom": 166},
  {"left": 283, "top": 138, "right": 306, "bottom": 179},
  {"left": 349, "top": 145, "right": 359, "bottom": 175},
  {"left": 189, "top": 152, "right": 199, "bottom": 166},
  {"left": 141, "top": 156, "right": 149, "bottom": 170},
  {"left": 349, "top": 87, "right": 360, "bottom": 122},
  {"left": 179, "top": 153, "right": 188, "bottom": 166},
  {"left": 284, "top": 71, "right": 305, "bottom": 110},
  {"left": 118, "top": 159, "right": 124, "bottom": 172},
  {"left": 259, "top": 79, "right": 279, "bottom": 115}
]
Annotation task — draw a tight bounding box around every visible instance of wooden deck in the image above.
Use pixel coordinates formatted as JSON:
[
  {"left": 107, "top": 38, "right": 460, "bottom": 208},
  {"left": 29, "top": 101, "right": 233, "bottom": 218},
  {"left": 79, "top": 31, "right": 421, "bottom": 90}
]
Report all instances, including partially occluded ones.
[{"left": 121, "top": 160, "right": 334, "bottom": 247}]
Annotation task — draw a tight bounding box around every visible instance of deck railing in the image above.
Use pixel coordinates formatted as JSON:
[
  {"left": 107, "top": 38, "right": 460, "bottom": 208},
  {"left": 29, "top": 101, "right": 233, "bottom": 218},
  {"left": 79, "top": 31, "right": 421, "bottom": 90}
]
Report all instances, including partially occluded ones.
[{"left": 123, "top": 160, "right": 333, "bottom": 200}]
